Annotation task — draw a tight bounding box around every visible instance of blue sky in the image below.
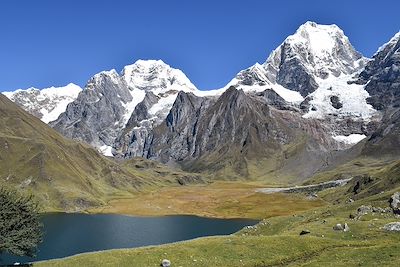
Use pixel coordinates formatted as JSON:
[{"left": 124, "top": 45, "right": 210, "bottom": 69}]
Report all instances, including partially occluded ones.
[{"left": 0, "top": 0, "right": 399, "bottom": 91}]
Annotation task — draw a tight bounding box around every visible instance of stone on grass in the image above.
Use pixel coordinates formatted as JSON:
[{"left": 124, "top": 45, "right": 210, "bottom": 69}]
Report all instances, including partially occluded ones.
[
  {"left": 161, "top": 259, "right": 171, "bottom": 267},
  {"left": 357, "top": 205, "right": 372, "bottom": 215},
  {"left": 333, "top": 223, "right": 344, "bottom": 231},
  {"left": 389, "top": 192, "right": 400, "bottom": 214},
  {"left": 300, "top": 230, "right": 311, "bottom": 235},
  {"left": 383, "top": 222, "right": 400, "bottom": 232}
]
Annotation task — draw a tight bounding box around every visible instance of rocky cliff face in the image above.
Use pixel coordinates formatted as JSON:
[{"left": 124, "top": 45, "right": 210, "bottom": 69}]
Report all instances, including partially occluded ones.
[
  {"left": 113, "top": 86, "right": 339, "bottom": 179},
  {"left": 50, "top": 70, "right": 139, "bottom": 154},
  {"left": 224, "top": 22, "right": 376, "bottom": 141},
  {"left": 50, "top": 60, "right": 198, "bottom": 155},
  {"left": 358, "top": 32, "right": 400, "bottom": 110},
  {"left": 229, "top": 21, "right": 367, "bottom": 97},
  {"left": 357, "top": 32, "right": 400, "bottom": 157}
]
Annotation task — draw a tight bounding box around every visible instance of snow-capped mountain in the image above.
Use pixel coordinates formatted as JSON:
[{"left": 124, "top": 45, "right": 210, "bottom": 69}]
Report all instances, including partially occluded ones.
[
  {"left": 228, "top": 21, "right": 367, "bottom": 96},
  {"left": 50, "top": 59, "right": 199, "bottom": 155},
  {"left": 7, "top": 22, "right": 399, "bottom": 163},
  {"left": 225, "top": 21, "right": 377, "bottom": 141},
  {"left": 2, "top": 83, "right": 82, "bottom": 123},
  {"left": 123, "top": 59, "right": 197, "bottom": 94}
]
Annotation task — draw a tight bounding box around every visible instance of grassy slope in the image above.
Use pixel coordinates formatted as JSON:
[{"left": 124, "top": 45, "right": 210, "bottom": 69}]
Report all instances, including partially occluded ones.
[
  {"left": 36, "top": 152, "right": 400, "bottom": 267},
  {"left": 0, "top": 94, "right": 204, "bottom": 211},
  {"left": 36, "top": 196, "right": 400, "bottom": 267}
]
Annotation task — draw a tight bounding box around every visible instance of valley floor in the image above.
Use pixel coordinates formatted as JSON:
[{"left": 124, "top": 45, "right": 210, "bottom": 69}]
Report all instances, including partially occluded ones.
[
  {"left": 36, "top": 200, "right": 400, "bottom": 267},
  {"left": 88, "top": 182, "right": 325, "bottom": 219},
  {"left": 33, "top": 180, "right": 400, "bottom": 267}
]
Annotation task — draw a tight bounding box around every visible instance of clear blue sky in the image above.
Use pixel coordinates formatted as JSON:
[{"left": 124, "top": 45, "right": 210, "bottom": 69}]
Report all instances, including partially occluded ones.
[{"left": 0, "top": 0, "right": 399, "bottom": 91}]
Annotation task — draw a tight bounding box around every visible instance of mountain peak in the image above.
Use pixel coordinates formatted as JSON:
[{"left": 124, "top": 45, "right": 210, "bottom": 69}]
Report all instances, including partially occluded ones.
[
  {"left": 2, "top": 83, "right": 82, "bottom": 123},
  {"left": 376, "top": 31, "right": 400, "bottom": 55},
  {"left": 122, "top": 59, "right": 197, "bottom": 94},
  {"left": 289, "top": 22, "right": 345, "bottom": 56}
]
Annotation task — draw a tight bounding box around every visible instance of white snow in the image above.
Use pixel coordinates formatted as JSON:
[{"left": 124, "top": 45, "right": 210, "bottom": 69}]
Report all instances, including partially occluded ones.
[
  {"left": 266, "top": 83, "right": 304, "bottom": 103},
  {"left": 148, "top": 92, "right": 177, "bottom": 117},
  {"left": 193, "top": 87, "right": 226, "bottom": 97},
  {"left": 376, "top": 31, "right": 400, "bottom": 54},
  {"left": 3, "top": 83, "right": 82, "bottom": 123},
  {"left": 121, "top": 88, "right": 146, "bottom": 125},
  {"left": 303, "top": 75, "right": 377, "bottom": 120},
  {"left": 199, "top": 76, "right": 304, "bottom": 103},
  {"left": 119, "top": 59, "right": 200, "bottom": 125},
  {"left": 93, "top": 69, "right": 120, "bottom": 85},
  {"left": 289, "top": 21, "right": 339, "bottom": 58},
  {"left": 332, "top": 134, "right": 366, "bottom": 145},
  {"left": 122, "top": 59, "right": 198, "bottom": 94},
  {"left": 99, "top": 145, "right": 114, "bottom": 157}
]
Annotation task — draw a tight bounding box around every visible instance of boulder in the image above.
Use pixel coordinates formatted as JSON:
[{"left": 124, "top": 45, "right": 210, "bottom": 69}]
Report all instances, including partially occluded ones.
[
  {"left": 333, "top": 223, "right": 344, "bottom": 231},
  {"left": 389, "top": 192, "right": 400, "bottom": 214},
  {"left": 357, "top": 205, "right": 372, "bottom": 215},
  {"left": 161, "top": 259, "right": 171, "bottom": 267},
  {"left": 383, "top": 222, "right": 400, "bottom": 232},
  {"left": 300, "top": 230, "right": 311, "bottom": 235}
]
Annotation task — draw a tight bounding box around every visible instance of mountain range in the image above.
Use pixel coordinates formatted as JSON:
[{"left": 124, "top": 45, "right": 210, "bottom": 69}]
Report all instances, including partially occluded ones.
[{"left": 3, "top": 21, "right": 400, "bottom": 181}]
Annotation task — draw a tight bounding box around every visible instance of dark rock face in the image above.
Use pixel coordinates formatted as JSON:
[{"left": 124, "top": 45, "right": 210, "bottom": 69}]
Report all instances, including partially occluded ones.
[
  {"left": 114, "top": 87, "right": 339, "bottom": 179},
  {"left": 113, "top": 91, "right": 160, "bottom": 158},
  {"left": 254, "top": 89, "right": 296, "bottom": 111},
  {"left": 359, "top": 33, "right": 400, "bottom": 110},
  {"left": 50, "top": 71, "right": 133, "bottom": 148},
  {"left": 362, "top": 106, "right": 400, "bottom": 157},
  {"left": 330, "top": 95, "right": 343, "bottom": 109},
  {"left": 155, "top": 87, "right": 286, "bottom": 164},
  {"left": 115, "top": 87, "right": 286, "bottom": 174},
  {"left": 350, "top": 33, "right": 400, "bottom": 158},
  {"left": 274, "top": 46, "right": 319, "bottom": 97}
]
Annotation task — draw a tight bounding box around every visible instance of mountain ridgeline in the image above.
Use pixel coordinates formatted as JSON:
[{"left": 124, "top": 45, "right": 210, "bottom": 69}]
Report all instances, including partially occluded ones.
[
  {"left": 3, "top": 21, "right": 400, "bottom": 182},
  {"left": 0, "top": 94, "right": 204, "bottom": 211}
]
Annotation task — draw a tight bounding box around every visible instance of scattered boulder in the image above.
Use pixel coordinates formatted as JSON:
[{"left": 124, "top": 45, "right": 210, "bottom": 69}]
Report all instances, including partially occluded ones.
[
  {"left": 372, "top": 207, "right": 390, "bottom": 213},
  {"left": 161, "top": 259, "right": 171, "bottom": 267},
  {"left": 389, "top": 192, "right": 400, "bottom": 214},
  {"left": 300, "top": 230, "right": 311, "bottom": 235},
  {"left": 333, "top": 223, "right": 350, "bottom": 232},
  {"left": 357, "top": 205, "right": 372, "bottom": 215},
  {"left": 383, "top": 222, "right": 400, "bottom": 232},
  {"left": 333, "top": 224, "right": 344, "bottom": 231}
]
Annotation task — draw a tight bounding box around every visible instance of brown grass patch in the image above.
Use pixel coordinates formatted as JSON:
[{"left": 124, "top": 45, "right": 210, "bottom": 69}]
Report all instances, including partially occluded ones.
[{"left": 89, "top": 182, "right": 325, "bottom": 219}]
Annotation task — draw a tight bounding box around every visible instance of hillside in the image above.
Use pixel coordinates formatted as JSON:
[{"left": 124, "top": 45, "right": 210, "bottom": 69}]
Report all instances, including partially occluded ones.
[{"left": 0, "top": 94, "right": 203, "bottom": 211}]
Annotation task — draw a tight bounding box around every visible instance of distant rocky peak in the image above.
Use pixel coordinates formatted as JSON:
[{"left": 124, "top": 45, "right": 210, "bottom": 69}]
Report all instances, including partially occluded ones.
[
  {"left": 86, "top": 69, "right": 122, "bottom": 89},
  {"left": 122, "top": 59, "right": 198, "bottom": 94},
  {"left": 229, "top": 22, "right": 367, "bottom": 98},
  {"left": 265, "top": 21, "right": 366, "bottom": 80},
  {"left": 375, "top": 31, "right": 400, "bottom": 56},
  {"left": 2, "top": 83, "right": 82, "bottom": 123}
]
